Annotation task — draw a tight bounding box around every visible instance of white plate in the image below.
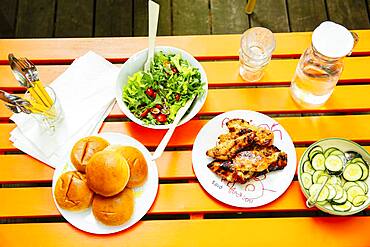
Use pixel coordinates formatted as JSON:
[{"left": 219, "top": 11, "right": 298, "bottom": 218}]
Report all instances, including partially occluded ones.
[
  {"left": 52, "top": 132, "right": 158, "bottom": 234},
  {"left": 192, "top": 110, "right": 296, "bottom": 208}
]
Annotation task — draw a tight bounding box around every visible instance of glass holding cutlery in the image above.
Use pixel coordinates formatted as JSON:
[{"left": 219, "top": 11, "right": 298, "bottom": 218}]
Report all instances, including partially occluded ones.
[
  {"left": 25, "top": 86, "right": 63, "bottom": 134},
  {"left": 8, "top": 54, "right": 64, "bottom": 133}
]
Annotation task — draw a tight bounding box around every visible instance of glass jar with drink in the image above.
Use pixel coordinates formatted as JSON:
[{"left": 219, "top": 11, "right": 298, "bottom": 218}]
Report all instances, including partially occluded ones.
[{"left": 290, "top": 21, "right": 358, "bottom": 107}]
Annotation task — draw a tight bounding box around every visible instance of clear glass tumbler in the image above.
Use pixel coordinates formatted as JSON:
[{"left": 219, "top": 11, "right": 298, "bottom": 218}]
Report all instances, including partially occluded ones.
[
  {"left": 239, "top": 27, "right": 276, "bottom": 82},
  {"left": 26, "top": 86, "right": 64, "bottom": 134}
]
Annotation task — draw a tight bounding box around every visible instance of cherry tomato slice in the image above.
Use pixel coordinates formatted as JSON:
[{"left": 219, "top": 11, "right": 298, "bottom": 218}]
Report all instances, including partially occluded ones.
[
  {"left": 140, "top": 108, "right": 150, "bottom": 118},
  {"left": 155, "top": 104, "right": 162, "bottom": 109},
  {"left": 171, "top": 67, "right": 178, "bottom": 74},
  {"left": 145, "top": 88, "right": 154, "bottom": 97},
  {"left": 175, "top": 93, "right": 180, "bottom": 101},
  {"left": 156, "top": 114, "right": 167, "bottom": 123}
]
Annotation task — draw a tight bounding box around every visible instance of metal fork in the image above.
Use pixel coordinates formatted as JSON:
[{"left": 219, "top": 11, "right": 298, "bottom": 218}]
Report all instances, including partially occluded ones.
[
  {"left": 5, "top": 104, "right": 32, "bottom": 114},
  {"left": 0, "top": 89, "right": 32, "bottom": 114},
  {"left": 8, "top": 54, "right": 53, "bottom": 107},
  {"left": 8, "top": 54, "right": 39, "bottom": 87},
  {"left": 18, "top": 56, "right": 40, "bottom": 83}
]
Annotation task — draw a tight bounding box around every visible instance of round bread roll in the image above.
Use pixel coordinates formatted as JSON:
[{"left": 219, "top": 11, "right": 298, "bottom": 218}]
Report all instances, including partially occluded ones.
[
  {"left": 86, "top": 150, "right": 130, "bottom": 197},
  {"left": 70, "top": 136, "right": 109, "bottom": 173},
  {"left": 92, "top": 188, "right": 134, "bottom": 226},
  {"left": 54, "top": 171, "right": 94, "bottom": 211},
  {"left": 105, "top": 145, "right": 148, "bottom": 188}
]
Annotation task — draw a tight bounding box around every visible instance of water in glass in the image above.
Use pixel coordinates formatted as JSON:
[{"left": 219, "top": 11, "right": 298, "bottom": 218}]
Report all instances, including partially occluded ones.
[
  {"left": 290, "top": 46, "right": 343, "bottom": 106},
  {"left": 290, "top": 21, "right": 356, "bottom": 107}
]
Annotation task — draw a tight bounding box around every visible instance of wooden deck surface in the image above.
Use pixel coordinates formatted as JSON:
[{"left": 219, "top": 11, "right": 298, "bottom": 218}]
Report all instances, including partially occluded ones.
[{"left": 0, "top": 0, "right": 369, "bottom": 38}]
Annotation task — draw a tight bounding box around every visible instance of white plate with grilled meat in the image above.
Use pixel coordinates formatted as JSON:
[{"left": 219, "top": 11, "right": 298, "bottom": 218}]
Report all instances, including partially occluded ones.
[{"left": 192, "top": 110, "right": 296, "bottom": 208}]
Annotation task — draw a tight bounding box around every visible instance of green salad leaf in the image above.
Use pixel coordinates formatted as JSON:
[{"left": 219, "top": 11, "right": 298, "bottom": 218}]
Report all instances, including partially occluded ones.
[{"left": 122, "top": 51, "right": 205, "bottom": 125}]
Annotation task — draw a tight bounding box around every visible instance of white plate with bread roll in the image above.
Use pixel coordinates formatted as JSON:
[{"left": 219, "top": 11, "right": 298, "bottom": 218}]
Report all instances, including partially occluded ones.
[{"left": 52, "top": 132, "right": 159, "bottom": 234}]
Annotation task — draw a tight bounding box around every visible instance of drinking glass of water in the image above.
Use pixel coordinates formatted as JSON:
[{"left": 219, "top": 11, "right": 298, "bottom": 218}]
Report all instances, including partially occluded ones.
[{"left": 239, "top": 27, "right": 276, "bottom": 82}]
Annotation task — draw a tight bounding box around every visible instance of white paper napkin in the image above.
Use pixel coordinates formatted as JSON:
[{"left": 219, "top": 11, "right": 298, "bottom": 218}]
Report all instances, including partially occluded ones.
[{"left": 9, "top": 51, "right": 119, "bottom": 168}]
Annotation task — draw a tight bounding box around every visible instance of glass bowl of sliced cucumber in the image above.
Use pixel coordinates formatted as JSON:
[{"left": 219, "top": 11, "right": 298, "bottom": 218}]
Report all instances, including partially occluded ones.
[{"left": 298, "top": 138, "right": 370, "bottom": 215}]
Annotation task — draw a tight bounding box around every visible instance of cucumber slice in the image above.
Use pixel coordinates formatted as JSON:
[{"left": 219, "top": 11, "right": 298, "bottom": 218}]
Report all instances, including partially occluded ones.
[
  {"left": 308, "top": 146, "right": 323, "bottom": 160},
  {"left": 343, "top": 163, "right": 363, "bottom": 181},
  {"left": 333, "top": 190, "right": 347, "bottom": 204},
  {"left": 357, "top": 162, "right": 369, "bottom": 180},
  {"left": 333, "top": 185, "right": 344, "bottom": 200},
  {"left": 309, "top": 151, "right": 322, "bottom": 162},
  {"left": 355, "top": 181, "right": 368, "bottom": 194},
  {"left": 325, "top": 155, "right": 343, "bottom": 172},
  {"left": 329, "top": 150, "right": 346, "bottom": 163},
  {"left": 326, "top": 184, "right": 337, "bottom": 200},
  {"left": 332, "top": 201, "right": 352, "bottom": 212},
  {"left": 303, "top": 160, "right": 315, "bottom": 175},
  {"left": 312, "top": 153, "right": 326, "bottom": 171},
  {"left": 329, "top": 150, "right": 345, "bottom": 157},
  {"left": 309, "top": 184, "right": 329, "bottom": 202},
  {"left": 316, "top": 200, "right": 328, "bottom": 206},
  {"left": 347, "top": 186, "right": 365, "bottom": 203},
  {"left": 351, "top": 157, "right": 366, "bottom": 164},
  {"left": 313, "top": 171, "right": 326, "bottom": 184},
  {"left": 317, "top": 175, "right": 329, "bottom": 184},
  {"left": 301, "top": 172, "right": 313, "bottom": 189},
  {"left": 328, "top": 175, "right": 341, "bottom": 185},
  {"left": 352, "top": 195, "right": 368, "bottom": 207},
  {"left": 317, "top": 186, "right": 330, "bottom": 202},
  {"left": 343, "top": 181, "right": 358, "bottom": 191},
  {"left": 324, "top": 147, "right": 339, "bottom": 158}
]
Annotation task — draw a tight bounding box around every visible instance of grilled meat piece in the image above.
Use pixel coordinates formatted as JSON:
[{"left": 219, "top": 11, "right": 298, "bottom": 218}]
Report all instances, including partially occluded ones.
[
  {"left": 207, "top": 160, "right": 255, "bottom": 184},
  {"left": 207, "top": 146, "right": 287, "bottom": 184},
  {"left": 206, "top": 133, "right": 256, "bottom": 161},
  {"left": 206, "top": 119, "right": 274, "bottom": 160}
]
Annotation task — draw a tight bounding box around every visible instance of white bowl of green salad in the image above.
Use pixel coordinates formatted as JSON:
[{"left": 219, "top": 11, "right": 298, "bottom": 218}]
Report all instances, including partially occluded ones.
[
  {"left": 116, "top": 46, "right": 208, "bottom": 129},
  {"left": 298, "top": 138, "right": 370, "bottom": 215}
]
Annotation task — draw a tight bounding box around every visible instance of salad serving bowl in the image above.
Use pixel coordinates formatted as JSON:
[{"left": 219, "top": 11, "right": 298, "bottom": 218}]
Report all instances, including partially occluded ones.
[{"left": 116, "top": 46, "right": 208, "bottom": 129}]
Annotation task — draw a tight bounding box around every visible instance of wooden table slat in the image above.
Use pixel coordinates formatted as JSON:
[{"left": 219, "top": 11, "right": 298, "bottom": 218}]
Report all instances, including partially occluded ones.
[
  {"left": 95, "top": 0, "right": 133, "bottom": 37},
  {"left": 2, "top": 147, "right": 370, "bottom": 183},
  {"left": 16, "top": 0, "right": 56, "bottom": 38},
  {"left": 0, "top": 181, "right": 311, "bottom": 218},
  {"left": 54, "top": 0, "right": 94, "bottom": 38},
  {"left": 326, "top": 0, "right": 370, "bottom": 30},
  {"left": 1, "top": 30, "right": 370, "bottom": 63},
  {"left": 0, "top": 0, "right": 18, "bottom": 38},
  {"left": 0, "top": 217, "right": 369, "bottom": 246},
  {"left": 2, "top": 56, "right": 370, "bottom": 90},
  {"left": 210, "top": 0, "right": 249, "bottom": 35},
  {"left": 1, "top": 85, "right": 370, "bottom": 120},
  {"left": 287, "top": 0, "right": 327, "bottom": 32},
  {"left": 250, "top": 0, "right": 289, "bottom": 32},
  {"left": 2, "top": 182, "right": 368, "bottom": 218},
  {"left": 2, "top": 115, "right": 370, "bottom": 151}
]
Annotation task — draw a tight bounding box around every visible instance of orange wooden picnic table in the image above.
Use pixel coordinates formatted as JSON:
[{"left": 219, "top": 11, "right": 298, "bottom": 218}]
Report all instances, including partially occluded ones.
[{"left": 0, "top": 31, "right": 370, "bottom": 246}]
